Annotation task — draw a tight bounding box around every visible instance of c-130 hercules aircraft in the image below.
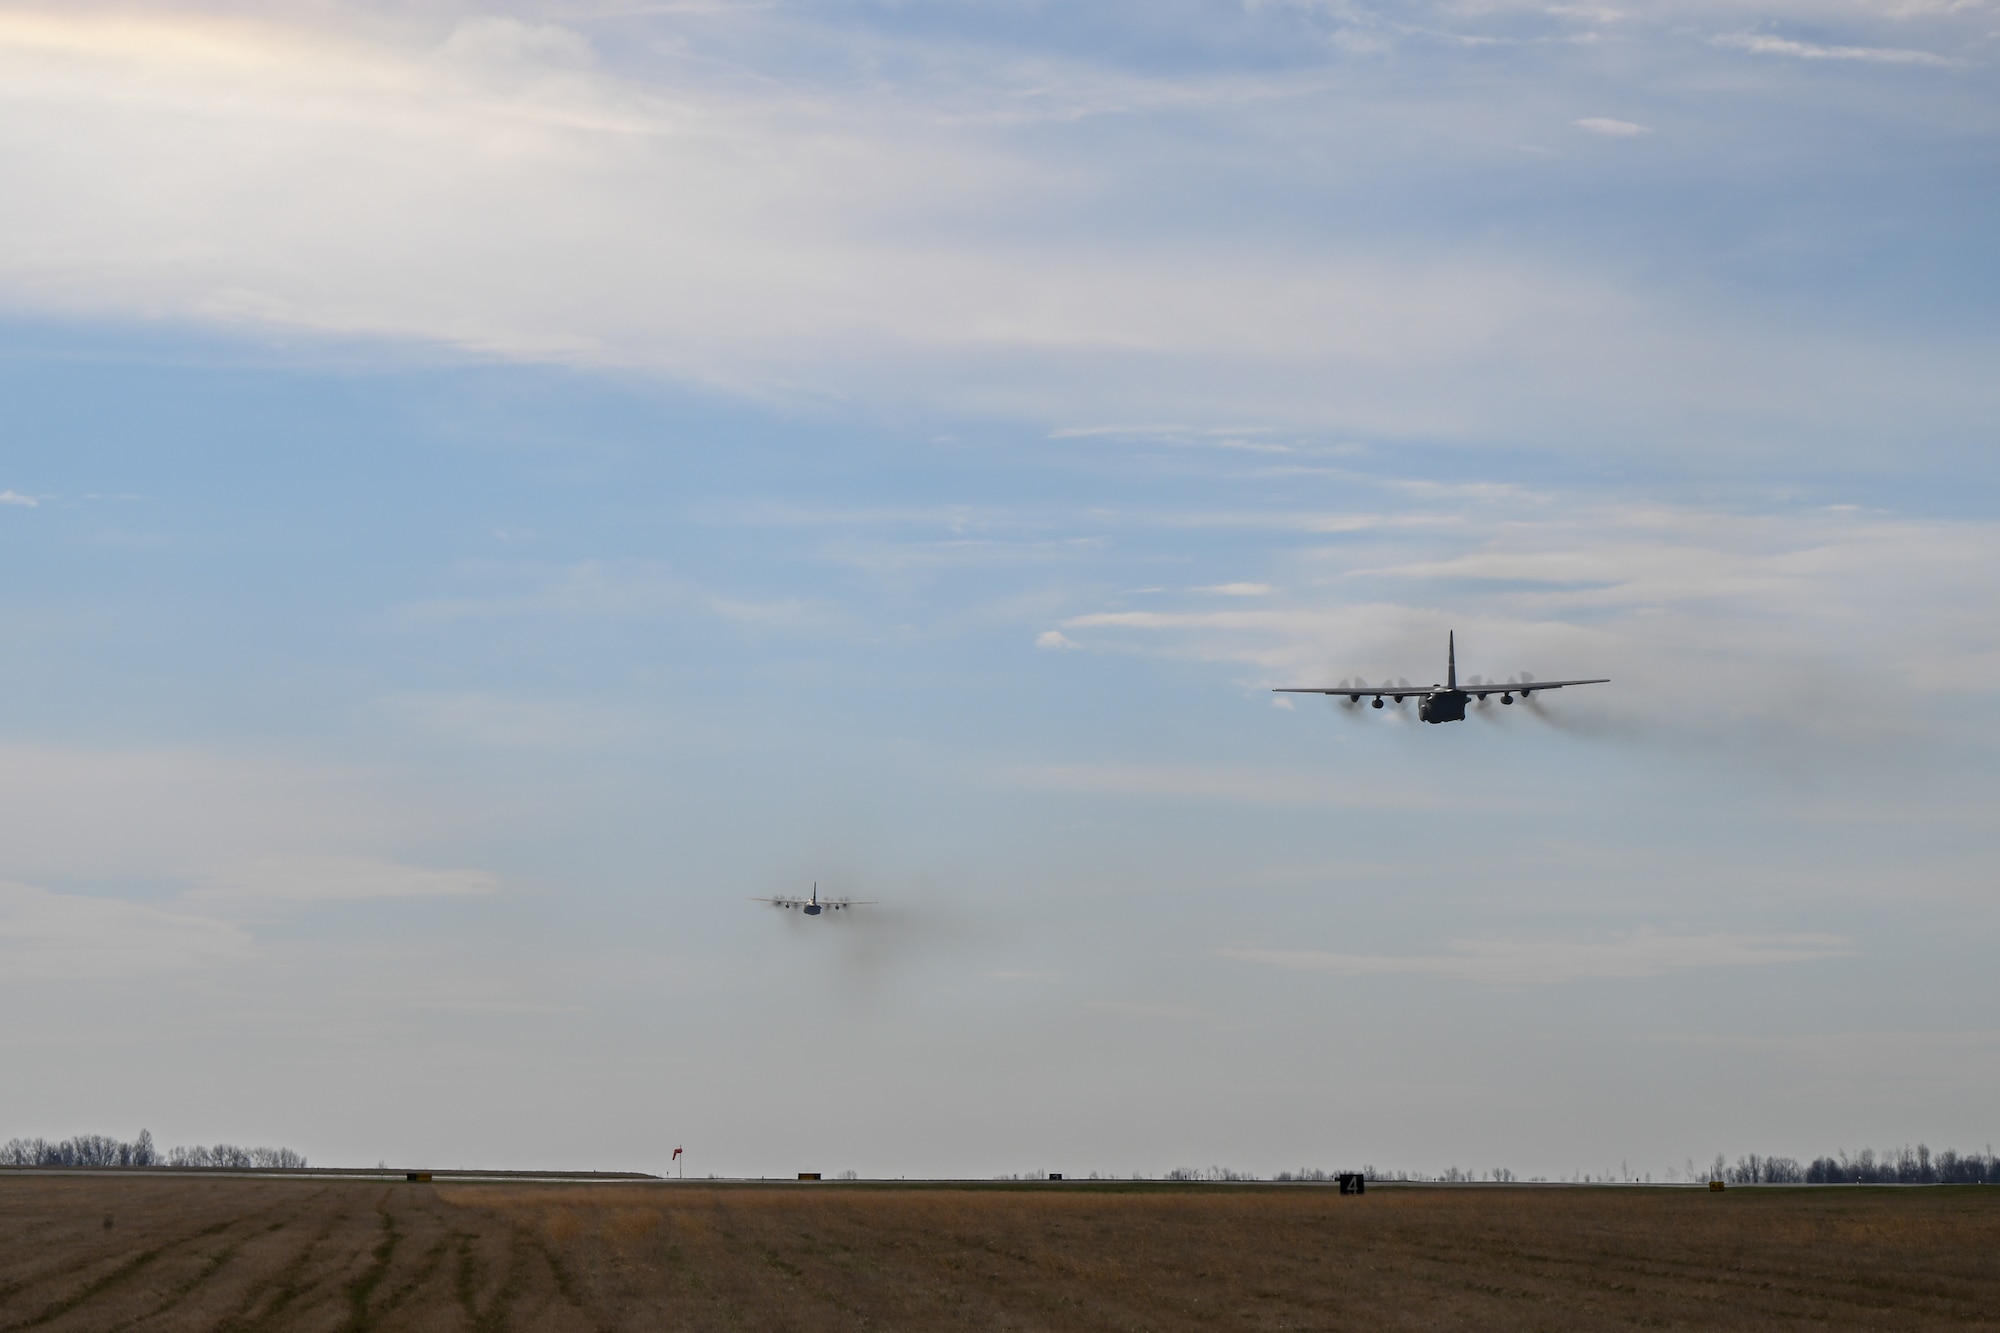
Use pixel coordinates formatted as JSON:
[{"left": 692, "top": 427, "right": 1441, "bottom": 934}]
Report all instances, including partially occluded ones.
[
  {"left": 1273, "top": 633, "right": 1607, "bottom": 724},
  {"left": 750, "top": 883, "right": 876, "bottom": 915}
]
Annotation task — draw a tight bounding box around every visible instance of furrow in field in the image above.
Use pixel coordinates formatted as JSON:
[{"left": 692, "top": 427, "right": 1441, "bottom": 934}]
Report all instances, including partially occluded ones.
[{"left": 1, "top": 1247, "right": 163, "bottom": 1332}]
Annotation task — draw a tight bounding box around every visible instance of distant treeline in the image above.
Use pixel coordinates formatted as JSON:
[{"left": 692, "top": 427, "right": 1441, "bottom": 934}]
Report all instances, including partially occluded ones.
[
  {"left": 1276, "top": 1167, "right": 1503, "bottom": 1183},
  {"left": 1728, "top": 1147, "right": 1998, "bottom": 1186},
  {"left": 1166, "top": 1167, "right": 1257, "bottom": 1182},
  {"left": 1269, "top": 1147, "right": 2000, "bottom": 1187},
  {"left": 1012, "top": 1155, "right": 2000, "bottom": 1185},
  {"left": 1, "top": 1130, "right": 306, "bottom": 1170},
  {"left": 1345, "top": 1147, "right": 2000, "bottom": 1186}
]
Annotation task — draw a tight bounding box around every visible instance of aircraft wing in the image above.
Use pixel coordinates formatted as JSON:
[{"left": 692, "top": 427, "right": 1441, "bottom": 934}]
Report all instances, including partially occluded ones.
[
  {"left": 748, "top": 896, "right": 880, "bottom": 909},
  {"left": 1271, "top": 678, "right": 1609, "bottom": 696},
  {"left": 1271, "top": 686, "right": 1431, "bottom": 699}
]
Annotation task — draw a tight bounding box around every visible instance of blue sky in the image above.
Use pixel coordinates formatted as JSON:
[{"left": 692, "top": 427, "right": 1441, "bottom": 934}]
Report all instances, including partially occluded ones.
[{"left": 1, "top": 1, "right": 1997, "bottom": 1180}]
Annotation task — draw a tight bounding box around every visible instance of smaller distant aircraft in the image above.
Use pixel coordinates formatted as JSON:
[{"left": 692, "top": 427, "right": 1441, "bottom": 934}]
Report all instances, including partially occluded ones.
[
  {"left": 1273, "top": 632, "right": 1607, "bottom": 724},
  {"left": 751, "top": 883, "right": 875, "bottom": 915}
]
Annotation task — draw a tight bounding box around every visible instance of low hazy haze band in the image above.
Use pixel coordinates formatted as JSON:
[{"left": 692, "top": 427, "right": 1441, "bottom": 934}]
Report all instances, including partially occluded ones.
[{"left": 1, "top": 0, "right": 1996, "bottom": 1179}]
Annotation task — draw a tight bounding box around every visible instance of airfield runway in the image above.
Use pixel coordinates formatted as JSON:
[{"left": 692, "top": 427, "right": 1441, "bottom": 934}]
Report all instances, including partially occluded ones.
[{"left": 1, "top": 1174, "right": 1994, "bottom": 1331}]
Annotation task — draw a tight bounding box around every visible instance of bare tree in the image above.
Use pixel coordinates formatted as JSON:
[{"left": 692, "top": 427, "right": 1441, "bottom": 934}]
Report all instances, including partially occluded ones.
[{"left": 1, "top": 1131, "right": 303, "bottom": 1170}]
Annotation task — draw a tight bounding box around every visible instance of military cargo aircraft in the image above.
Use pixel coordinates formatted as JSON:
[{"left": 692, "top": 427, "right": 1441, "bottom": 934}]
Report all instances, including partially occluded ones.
[
  {"left": 751, "top": 883, "right": 875, "bottom": 915},
  {"left": 1273, "top": 633, "right": 1607, "bottom": 724}
]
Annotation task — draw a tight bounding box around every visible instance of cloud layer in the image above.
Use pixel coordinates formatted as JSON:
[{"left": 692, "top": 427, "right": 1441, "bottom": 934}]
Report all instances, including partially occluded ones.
[
  {"left": 1047, "top": 490, "right": 2000, "bottom": 763},
  {"left": 0, "top": 881, "right": 250, "bottom": 979},
  {"left": 0, "top": 3, "right": 1990, "bottom": 445}
]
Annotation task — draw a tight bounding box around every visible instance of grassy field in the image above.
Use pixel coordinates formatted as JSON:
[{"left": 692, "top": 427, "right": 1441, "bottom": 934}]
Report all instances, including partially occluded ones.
[{"left": 1, "top": 1175, "right": 1995, "bottom": 1331}]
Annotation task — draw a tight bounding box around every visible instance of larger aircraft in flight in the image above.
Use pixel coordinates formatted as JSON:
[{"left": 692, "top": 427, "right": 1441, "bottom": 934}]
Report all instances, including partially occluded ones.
[
  {"left": 751, "top": 883, "right": 875, "bottom": 915},
  {"left": 1273, "top": 633, "right": 1607, "bottom": 724}
]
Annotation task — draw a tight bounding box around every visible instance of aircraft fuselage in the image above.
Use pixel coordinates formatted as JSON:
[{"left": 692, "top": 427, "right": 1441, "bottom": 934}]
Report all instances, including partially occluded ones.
[{"left": 1418, "top": 690, "right": 1468, "bottom": 724}]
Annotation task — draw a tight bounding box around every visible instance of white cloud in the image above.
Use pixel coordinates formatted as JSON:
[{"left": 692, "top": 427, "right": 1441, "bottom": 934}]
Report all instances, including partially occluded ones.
[
  {"left": 1222, "top": 930, "right": 1856, "bottom": 985},
  {"left": 1572, "top": 116, "right": 1651, "bottom": 135},
  {"left": 1049, "top": 424, "right": 1193, "bottom": 439},
  {"left": 1049, "top": 496, "right": 2000, "bottom": 756},
  {"left": 1195, "top": 582, "right": 1274, "bottom": 596},
  {"left": 0, "top": 490, "right": 36, "bottom": 506},
  {"left": 0, "top": 11, "right": 1545, "bottom": 394},
  {"left": 193, "top": 856, "right": 498, "bottom": 902},
  {"left": 0, "top": 881, "right": 251, "bottom": 980},
  {"left": 1063, "top": 609, "right": 1296, "bottom": 633},
  {"left": 436, "top": 16, "right": 596, "bottom": 72},
  {"left": 0, "top": 7, "right": 1983, "bottom": 443},
  {"left": 1712, "top": 31, "right": 1954, "bottom": 64},
  {"left": 1035, "top": 630, "right": 1081, "bottom": 650}
]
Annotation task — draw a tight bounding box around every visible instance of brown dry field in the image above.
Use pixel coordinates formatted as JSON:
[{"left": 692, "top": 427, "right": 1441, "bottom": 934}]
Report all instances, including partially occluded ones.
[{"left": 2, "top": 1176, "right": 1997, "bottom": 1332}]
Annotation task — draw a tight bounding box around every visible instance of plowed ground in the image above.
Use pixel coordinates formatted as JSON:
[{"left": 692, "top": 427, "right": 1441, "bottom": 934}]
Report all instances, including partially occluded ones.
[{"left": 1, "top": 1176, "right": 1995, "bottom": 1331}]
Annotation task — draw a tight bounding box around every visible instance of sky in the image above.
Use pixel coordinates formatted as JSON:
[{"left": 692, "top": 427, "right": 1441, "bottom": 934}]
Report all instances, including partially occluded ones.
[{"left": 1, "top": 0, "right": 1997, "bottom": 1181}]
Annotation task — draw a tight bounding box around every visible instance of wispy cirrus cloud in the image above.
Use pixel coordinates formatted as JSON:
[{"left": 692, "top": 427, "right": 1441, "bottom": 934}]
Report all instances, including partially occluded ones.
[
  {"left": 1711, "top": 31, "right": 1955, "bottom": 65},
  {"left": 1223, "top": 930, "right": 1856, "bottom": 986},
  {"left": 1572, "top": 116, "right": 1651, "bottom": 135},
  {"left": 0, "top": 5, "right": 1988, "bottom": 448},
  {"left": 0, "top": 881, "right": 251, "bottom": 980},
  {"left": 1040, "top": 495, "right": 2000, "bottom": 757},
  {"left": 0, "top": 8, "right": 1592, "bottom": 426}
]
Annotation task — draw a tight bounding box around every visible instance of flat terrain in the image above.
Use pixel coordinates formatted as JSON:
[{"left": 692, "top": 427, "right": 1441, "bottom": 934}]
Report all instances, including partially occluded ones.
[{"left": 2, "top": 1175, "right": 1996, "bottom": 1331}]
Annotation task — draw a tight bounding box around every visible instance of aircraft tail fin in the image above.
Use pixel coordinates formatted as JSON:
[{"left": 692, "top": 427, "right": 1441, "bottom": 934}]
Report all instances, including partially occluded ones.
[{"left": 1447, "top": 631, "right": 1457, "bottom": 690}]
